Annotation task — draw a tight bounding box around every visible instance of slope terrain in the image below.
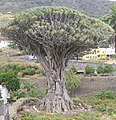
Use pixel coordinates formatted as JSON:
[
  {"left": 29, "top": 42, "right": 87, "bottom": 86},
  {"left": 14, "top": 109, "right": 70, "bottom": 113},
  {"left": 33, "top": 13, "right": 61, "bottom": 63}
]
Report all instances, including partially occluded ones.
[{"left": 0, "top": 0, "right": 116, "bottom": 17}]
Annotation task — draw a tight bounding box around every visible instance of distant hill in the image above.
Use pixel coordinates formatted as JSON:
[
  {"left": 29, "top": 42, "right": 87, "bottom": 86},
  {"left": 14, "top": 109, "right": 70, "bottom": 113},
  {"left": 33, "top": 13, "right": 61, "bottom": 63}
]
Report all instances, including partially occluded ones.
[{"left": 0, "top": 0, "right": 116, "bottom": 17}]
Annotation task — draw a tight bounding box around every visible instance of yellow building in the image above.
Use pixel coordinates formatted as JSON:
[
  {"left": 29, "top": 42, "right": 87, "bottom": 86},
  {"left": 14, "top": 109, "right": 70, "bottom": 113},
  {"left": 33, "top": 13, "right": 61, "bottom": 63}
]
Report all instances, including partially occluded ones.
[{"left": 82, "top": 48, "right": 106, "bottom": 60}]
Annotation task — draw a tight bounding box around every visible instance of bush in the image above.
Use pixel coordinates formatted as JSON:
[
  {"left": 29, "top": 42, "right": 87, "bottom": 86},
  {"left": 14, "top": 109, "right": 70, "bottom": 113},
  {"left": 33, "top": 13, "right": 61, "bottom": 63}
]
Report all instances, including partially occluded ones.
[
  {"left": 8, "top": 42, "right": 18, "bottom": 49},
  {"left": 0, "top": 71, "right": 20, "bottom": 91},
  {"left": 69, "top": 65, "right": 78, "bottom": 74},
  {"left": 65, "top": 70, "right": 81, "bottom": 92},
  {"left": 8, "top": 90, "right": 24, "bottom": 103},
  {"left": 85, "top": 96, "right": 116, "bottom": 116},
  {"left": 0, "top": 64, "right": 21, "bottom": 74},
  {"left": 72, "top": 97, "right": 81, "bottom": 103},
  {"left": 20, "top": 79, "right": 47, "bottom": 98},
  {"left": 96, "top": 90, "right": 116, "bottom": 100},
  {"left": 8, "top": 78, "right": 45, "bottom": 102},
  {"left": 104, "top": 64, "right": 113, "bottom": 74},
  {"left": 22, "top": 68, "right": 35, "bottom": 76},
  {"left": 0, "top": 64, "right": 40, "bottom": 77},
  {"left": 21, "top": 112, "right": 35, "bottom": 120},
  {"left": 35, "top": 68, "right": 45, "bottom": 76},
  {"left": 96, "top": 65, "right": 104, "bottom": 74},
  {"left": 85, "top": 65, "right": 95, "bottom": 74}
]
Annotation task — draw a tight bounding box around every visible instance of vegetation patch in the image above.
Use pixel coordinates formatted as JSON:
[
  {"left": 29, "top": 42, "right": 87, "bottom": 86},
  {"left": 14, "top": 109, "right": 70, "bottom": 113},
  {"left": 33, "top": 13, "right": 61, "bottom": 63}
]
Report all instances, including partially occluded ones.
[
  {"left": 20, "top": 91, "right": 116, "bottom": 120},
  {"left": 0, "top": 63, "right": 45, "bottom": 77},
  {"left": 65, "top": 70, "right": 81, "bottom": 93},
  {"left": 85, "top": 64, "right": 114, "bottom": 75},
  {"left": 85, "top": 65, "right": 95, "bottom": 74},
  {"left": 0, "top": 71, "right": 20, "bottom": 91}
]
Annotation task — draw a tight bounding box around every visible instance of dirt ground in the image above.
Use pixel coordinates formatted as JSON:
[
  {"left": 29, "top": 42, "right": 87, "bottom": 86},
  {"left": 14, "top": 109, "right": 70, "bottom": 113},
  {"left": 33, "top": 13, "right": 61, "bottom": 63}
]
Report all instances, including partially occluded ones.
[{"left": 0, "top": 47, "right": 39, "bottom": 65}]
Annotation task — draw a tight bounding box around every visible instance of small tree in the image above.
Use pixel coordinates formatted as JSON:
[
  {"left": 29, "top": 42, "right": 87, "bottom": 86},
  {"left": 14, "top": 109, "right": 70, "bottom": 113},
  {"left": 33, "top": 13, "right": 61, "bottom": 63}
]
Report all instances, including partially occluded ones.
[
  {"left": 85, "top": 65, "right": 95, "bottom": 74},
  {"left": 2, "top": 7, "right": 114, "bottom": 113},
  {"left": 101, "top": 4, "right": 116, "bottom": 52},
  {"left": 96, "top": 64, "right": 104, "bottom": 74},
  {"left": 104, "top": 64, "right": 113, "bottom": 74}
]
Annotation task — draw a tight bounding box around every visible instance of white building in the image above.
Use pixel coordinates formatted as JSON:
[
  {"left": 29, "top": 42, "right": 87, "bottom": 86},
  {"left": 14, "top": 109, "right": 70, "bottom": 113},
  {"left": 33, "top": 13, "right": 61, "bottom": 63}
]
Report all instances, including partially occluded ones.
[{"left": 0, "top": 41, "right": 10, "bottom": 48}]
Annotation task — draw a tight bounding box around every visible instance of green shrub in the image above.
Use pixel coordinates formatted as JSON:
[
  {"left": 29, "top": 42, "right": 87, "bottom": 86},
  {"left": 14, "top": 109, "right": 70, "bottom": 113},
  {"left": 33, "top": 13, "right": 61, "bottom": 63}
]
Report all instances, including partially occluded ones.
[
  {"left": 96, "top": 90, "right": 116, "bottom": 100},
  {"left": 0, "top": 64, "right": 39, "bottom": 77},
  {"left": 8, "top": 79, "right": 43, "bottom": 102},
  {"left": 35, "top": 68, "right": 45, "bottom": 76},
  {"left": 26, "top": 88, "right": 39, "bottom": 98},
  {"left": 69, "top": 65, "right": 78, "bottom": 74},
  {"left": 20, "top": 79, "right": 47, "bottom": 98},
  {"left": 104, "top": 64, "right": 113, "bottom": 74},
  {"left": 72, "top": 97, "right": 81, "bottom": 103},
  {"left": 65, "top": 70, "right": 81, "bottom": 92},
  {"left": 85, "top": 65, "right": 95, "bottom": 74},
  {"left": 0, "top": 71, "right": 20, "bottom": 91},
  {"left": 85, "top": 96, "right": 116, "bottom": 116},
  {"left": 77, "top": 112, "right": 100, "bottom": 120},
  {"left": 96, "top": 65, "right": 104, "bottom": 74},
  {"left": 0, "top": 64, "right": 21, "bottom": 74},
  {"left": 8, "top": 90, "right": 24, "bottom": 103},
  {"left": 21, "top": 112, "right": 35, "bottom": 120},
  {"left": 8, "top": 42, "right": 18, "bottom": 49},
  {"left": 21, "top": 79, "right": 34, "bottom": 92},
  {"left": 22, "top": 68, "right": 35, "bottom": 76}
]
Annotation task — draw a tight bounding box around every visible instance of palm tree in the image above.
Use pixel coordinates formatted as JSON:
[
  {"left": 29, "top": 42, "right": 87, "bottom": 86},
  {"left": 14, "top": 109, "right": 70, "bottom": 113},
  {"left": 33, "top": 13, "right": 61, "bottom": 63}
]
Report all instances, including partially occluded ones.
[
  {"left": 110, "top": 4, "right": 116, "bottom": 30},
  {"left": 110, "top": 4, "right": 116, "bottom": 52},
  {"left": 101, "top": 4, "right": 116, "bottom": 52}
]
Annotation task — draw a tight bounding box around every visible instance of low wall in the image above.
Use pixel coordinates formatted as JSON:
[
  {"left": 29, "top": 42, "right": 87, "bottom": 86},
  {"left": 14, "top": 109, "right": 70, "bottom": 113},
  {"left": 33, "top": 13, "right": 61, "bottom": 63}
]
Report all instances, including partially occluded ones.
[
  {"left": 73, "top": 76, "right": 116, "bottom": 97},
  {"left": 68, "top": 60, "right": 116, "bottom": 70}
]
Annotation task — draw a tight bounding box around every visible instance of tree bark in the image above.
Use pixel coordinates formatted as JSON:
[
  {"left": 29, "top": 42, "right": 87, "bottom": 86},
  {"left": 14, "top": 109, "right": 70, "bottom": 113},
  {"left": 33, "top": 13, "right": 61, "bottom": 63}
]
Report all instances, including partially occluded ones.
[
  {"left": 35, "top": 47, "right": 75, "bottom": 113},
  {"left": 39, "top": 67, "right": 74, "bottom": 113},
  {"left": 114, "top": 35, "right": 116, "bottom": 53}
]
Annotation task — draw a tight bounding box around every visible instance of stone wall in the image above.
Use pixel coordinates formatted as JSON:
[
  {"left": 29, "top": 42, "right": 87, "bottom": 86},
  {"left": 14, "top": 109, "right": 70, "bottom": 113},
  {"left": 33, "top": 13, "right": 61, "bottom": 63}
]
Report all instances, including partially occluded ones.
[{"left": 68, "top": 60, "right": 116, "bottom": 71}]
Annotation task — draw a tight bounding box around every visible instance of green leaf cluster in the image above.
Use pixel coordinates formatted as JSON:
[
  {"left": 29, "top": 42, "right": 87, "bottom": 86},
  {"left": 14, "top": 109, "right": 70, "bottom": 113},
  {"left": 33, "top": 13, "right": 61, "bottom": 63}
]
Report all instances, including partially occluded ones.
[
  {"left": 85, "top": 65, "right": 95, "bottom": 74},
  {"left": 0, "top": 71, "right": 20, "bottom": 91},
  {"left": 65, "top": 70, "right": 81, "bottom": 92},
  {"left": 96, "top": 64, "right": 113, "bottom": 74},
  {"left": 96, "top": 90, "right": 116, "bottom": 100}
]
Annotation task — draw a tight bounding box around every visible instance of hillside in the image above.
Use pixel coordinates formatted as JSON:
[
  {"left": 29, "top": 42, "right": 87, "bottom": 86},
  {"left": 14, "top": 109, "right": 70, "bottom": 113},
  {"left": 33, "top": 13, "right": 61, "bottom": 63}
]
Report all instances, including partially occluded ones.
[{"left": 0, "top": 0, "right": 116, "bottom": 17}]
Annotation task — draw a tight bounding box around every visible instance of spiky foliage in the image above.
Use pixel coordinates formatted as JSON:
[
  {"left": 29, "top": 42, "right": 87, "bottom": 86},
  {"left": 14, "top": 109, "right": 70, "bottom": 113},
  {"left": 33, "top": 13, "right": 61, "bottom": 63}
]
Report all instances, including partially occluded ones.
[
  {"left": 2, "top": 7, "right": 114, "bottom": 113},
  {"left": 101, "top": 4, "right": 116, "bottom": 50}
]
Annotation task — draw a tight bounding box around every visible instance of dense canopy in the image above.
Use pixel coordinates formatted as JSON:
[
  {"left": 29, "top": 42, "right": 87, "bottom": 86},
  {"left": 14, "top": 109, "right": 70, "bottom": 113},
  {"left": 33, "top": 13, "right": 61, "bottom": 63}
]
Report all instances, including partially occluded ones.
[{"left": 5, "top": 7, "right": 114, "bottom": 49}]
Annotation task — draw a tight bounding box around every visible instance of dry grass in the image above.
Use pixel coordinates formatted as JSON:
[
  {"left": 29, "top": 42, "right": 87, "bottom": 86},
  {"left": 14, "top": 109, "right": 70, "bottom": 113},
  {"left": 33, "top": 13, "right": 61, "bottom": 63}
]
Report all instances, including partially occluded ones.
[{"left": 0, "top": 47, "right": 40, "bottom": 67}]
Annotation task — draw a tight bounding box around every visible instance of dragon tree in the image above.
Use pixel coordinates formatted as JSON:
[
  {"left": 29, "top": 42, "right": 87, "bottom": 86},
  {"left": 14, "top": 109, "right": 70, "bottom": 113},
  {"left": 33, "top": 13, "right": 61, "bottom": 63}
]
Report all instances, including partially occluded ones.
[{"left": 2, "top": 7, "right": 114, "bottom": 113}]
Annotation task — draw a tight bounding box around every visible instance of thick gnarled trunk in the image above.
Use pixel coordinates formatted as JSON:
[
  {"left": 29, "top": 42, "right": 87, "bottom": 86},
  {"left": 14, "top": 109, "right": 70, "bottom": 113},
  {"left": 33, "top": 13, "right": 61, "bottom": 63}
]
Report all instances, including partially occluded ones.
[
  {"left": 39, "top": 68, "right": 74, "bottom": 113},
  {"left": 36, "top": 47, "right": 76, "bottom": 113}
]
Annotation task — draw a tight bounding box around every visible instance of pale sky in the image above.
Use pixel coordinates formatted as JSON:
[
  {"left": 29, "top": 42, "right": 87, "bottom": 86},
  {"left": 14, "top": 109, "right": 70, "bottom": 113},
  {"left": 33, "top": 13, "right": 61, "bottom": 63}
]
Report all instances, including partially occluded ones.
[{"left": 109, "top": 0, "right": 116, "bottom": 1}]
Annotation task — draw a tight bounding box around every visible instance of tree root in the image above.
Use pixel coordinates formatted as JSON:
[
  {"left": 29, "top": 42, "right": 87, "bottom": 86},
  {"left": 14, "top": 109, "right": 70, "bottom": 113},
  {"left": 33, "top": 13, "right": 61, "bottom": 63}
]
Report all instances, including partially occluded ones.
[{"left": 38, "top": 92, "right": 74, "bottom": 113}]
